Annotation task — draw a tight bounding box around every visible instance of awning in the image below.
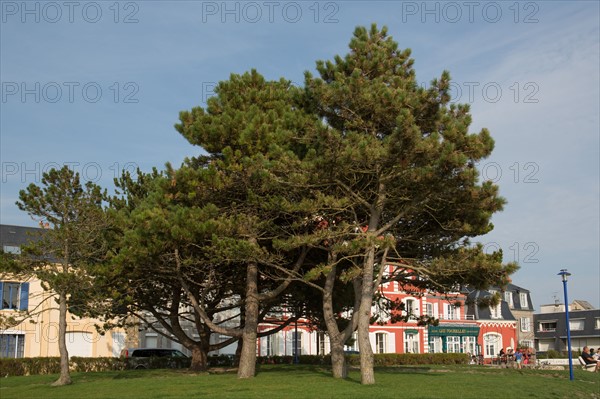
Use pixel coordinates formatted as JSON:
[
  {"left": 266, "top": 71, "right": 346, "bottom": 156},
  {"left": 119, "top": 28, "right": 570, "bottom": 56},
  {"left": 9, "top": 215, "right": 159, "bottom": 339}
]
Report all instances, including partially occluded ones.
[{"left": 428, "top": 325, "right": 480, "bottom": 337}]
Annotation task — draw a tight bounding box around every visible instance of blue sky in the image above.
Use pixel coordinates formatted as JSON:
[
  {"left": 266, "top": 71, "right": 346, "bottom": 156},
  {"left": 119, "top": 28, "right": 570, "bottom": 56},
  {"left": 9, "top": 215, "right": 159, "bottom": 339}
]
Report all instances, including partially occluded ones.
[{"left": 1, "top": 1, "right": 599, "bottom": 310}]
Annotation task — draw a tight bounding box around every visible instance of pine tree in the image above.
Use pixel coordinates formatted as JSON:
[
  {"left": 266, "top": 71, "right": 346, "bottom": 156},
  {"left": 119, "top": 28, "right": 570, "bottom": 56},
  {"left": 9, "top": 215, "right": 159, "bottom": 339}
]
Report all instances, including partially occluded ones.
[
  {"left": 15, "top": 166, "right": 109, "bottom": 386},
  {"left": 302, "top": 24, "right": 517, "bottom": 384}
]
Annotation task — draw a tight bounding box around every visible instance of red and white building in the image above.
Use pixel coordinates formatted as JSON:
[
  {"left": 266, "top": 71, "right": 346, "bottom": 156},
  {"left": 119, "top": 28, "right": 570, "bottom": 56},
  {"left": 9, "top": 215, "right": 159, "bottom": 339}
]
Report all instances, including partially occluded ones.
[{"left": 251, "top": 265, "right": 524, "bottom": 362}]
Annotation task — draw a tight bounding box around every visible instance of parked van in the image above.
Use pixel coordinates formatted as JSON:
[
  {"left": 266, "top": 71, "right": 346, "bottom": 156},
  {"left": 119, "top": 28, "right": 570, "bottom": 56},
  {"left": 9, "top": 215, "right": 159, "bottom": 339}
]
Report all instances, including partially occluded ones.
[{"left": 120, "top": 348, "right": 190, "bottom": 369}]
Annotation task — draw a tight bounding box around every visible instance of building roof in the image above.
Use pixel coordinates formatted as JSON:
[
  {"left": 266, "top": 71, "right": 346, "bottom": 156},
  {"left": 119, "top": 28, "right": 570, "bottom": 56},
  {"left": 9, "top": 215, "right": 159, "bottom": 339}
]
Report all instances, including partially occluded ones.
[
  {"left": 572, "top": 300, "right": 594, "bottom": 310},
  {"left": 464, "top": 289, "right": 516, "bottom": 321},
  {"left": 0, "top": 224, "right": 44, "bottom": 248},
  {"left": 506, "top": 283, "right": 529, "bottom": 293}
]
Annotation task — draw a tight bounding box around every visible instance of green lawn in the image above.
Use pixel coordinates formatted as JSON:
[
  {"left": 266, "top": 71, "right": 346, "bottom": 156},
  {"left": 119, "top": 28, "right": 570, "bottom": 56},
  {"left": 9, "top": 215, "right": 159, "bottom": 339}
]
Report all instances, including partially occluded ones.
[{"left": 1, "top": 365, "right": 598, "bottom": 399}]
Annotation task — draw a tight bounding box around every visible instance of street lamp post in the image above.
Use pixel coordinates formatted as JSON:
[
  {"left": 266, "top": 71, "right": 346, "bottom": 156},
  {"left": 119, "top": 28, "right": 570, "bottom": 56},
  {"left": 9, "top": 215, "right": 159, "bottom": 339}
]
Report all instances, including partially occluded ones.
[
  {"left": 558, "top": 269, "right": 574, "bottom": 381},
  {"left": 294, "top": 316, "right": 299, "bottom": 364}
]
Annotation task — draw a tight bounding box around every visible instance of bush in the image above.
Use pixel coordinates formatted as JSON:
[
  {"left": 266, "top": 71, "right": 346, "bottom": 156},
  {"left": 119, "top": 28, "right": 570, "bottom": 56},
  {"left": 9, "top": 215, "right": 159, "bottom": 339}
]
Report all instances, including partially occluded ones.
[
  {"left": 1, "top": 352, "right": 469, "bottom": 376},
  {"left": 0, "top": 357, "right": 61, "bottom": 376},
  {"left": 539, "top": 350, "right": 569, "bottom": 359},
  {"left": 255, "top": 353, "right": 468, "bottom": 367},
  {"left": 345, "top": 353, "right": 469, "bottom": 366},
  {"left": 207, "top": 354, "right": 235, "bottom": 367},
  {"left": 71, "top": 357, "right": 126, "bottom": 372},
  {"left": 0, "top": 357, "right": 128, "bottom": 377}
]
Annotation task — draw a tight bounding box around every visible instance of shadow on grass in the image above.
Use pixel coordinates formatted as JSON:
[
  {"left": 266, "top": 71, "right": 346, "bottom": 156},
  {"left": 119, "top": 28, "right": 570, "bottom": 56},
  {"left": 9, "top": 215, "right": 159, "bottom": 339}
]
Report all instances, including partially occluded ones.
[
  {"left": 256, "top": 364, "right": 321, "bottom": 373},
  {"left": 112, "top": 372, "right": 146, "bottom": 380},
  {"left": 375, "top": 366, "right": 434, "bottom": 374}
]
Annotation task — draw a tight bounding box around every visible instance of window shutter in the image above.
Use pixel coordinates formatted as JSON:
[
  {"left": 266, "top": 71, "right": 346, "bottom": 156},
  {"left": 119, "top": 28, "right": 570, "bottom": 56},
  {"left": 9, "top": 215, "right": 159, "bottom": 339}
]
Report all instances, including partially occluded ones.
[
  {"left": 0, "top": 282, "right": 3, "bottom": 309},
  {"left": 19, "top": 282, "right": 29, "bottom": 311}
]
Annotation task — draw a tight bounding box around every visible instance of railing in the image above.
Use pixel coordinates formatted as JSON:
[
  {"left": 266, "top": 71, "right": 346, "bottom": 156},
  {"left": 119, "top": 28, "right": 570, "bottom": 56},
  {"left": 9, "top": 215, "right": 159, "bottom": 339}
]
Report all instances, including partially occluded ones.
[{"left": 420, "top": 314, "right": 475, "bottom": 321}]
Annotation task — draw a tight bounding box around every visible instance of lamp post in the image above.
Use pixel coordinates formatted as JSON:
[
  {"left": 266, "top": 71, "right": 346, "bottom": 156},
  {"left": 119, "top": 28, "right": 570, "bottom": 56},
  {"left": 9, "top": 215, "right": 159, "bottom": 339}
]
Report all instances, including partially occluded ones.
[
  {"left": 294, "top": 316, "right": 299, "bottom": 364},
  {"left": 558, "top": 269, "right": 574, "bottom": 381}
]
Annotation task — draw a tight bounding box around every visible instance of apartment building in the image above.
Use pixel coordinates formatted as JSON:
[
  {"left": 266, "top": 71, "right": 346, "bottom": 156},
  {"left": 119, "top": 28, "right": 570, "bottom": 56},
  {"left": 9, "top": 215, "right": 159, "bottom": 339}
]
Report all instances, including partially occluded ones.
[
  {"left": 534, "top": 300, "right": 600, "bottom": 353},
  {"left": 1, "top": 224, "right": 128, "bottom": 358}
]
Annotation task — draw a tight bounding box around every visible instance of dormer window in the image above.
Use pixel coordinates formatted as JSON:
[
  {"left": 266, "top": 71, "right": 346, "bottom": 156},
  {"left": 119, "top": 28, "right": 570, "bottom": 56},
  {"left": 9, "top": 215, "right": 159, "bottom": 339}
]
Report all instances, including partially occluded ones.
[
  {"left": 504, "top": 291, "right": 513, "bottom": 308},
  {"left": 2, "top": 245, "right": 20, "bottom": 255},
  {"left": 490, "top": 302, "right": 502, "bottom": 319},
  {"left": 520, "top": 293, "right": 528, "bottom": 308}
]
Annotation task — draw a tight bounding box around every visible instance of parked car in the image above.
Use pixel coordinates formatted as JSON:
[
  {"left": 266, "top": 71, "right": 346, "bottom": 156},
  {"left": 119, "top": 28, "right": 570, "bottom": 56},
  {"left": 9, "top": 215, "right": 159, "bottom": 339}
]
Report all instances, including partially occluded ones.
[{"left": 120, "top": 348, "right": 190, "bottom": 369}]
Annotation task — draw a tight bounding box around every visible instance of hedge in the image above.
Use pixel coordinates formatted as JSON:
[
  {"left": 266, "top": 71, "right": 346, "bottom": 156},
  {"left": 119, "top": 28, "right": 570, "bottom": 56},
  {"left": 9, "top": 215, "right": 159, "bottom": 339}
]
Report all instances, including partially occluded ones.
[
  {"left": 0, "top": 357, "right": 125, "bottom": 377},
  {"left": 1, "top": 353, "right": 469, "bottom": 377},
  {"left": 346, "top": 353, "right": 469, "bottom": 366},
  {"left": 256, "top": 353, "right": 468, "bottom": 366}
]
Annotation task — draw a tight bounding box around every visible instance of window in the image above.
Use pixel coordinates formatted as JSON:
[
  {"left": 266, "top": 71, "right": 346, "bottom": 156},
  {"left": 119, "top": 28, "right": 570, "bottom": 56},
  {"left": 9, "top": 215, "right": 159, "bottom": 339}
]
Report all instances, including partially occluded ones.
[
  {"left": 447, "top": 336, "right": 461, "bottom": 353},
  {"left": 446, "top": 304, "right": 457, "bottom": 320},
  {"left": 317, "top": 332, "right": 326, "bottom": 355},
  {"left": 292, "top": 332, "right": 302, "bottom": 356},
  {"left": 0, "top": 282, "right": 29, "bottom": 311},
  {"left": 483, "top": 333, "right": 501, "bottom": 358},
  {"left": 519, "top": 340, "right": 533, "bottom": 349},
  {"left": 490, "top": 303, "right": 501, "bottom": 319},
  {"left": 520, "top": 317, "right": 531, "bottom": 332},
  {"left": 569, "top": 319, "right": 584, "bottom": 331},
  {"left": 504, "top": 292, "right": 513, "bottom": 308},
  {"left": 463, "top": 337, "right": 477, "bottom": 355},
  {"left": 405, "top": 299, "right": 417, "bottom": 318},
  {"left": 0, "top": 334, "right": 25, "bottom": 358},
  {"left": 2, "top": 245, "right": 21, "bottom": 255},
  {"left": 425, "top": 303, "right": 434, "bottom": 317},
  {"left": 266, "top": 334, "right": 277, "bottom": 356},
  {"left": 595, "top": 318, "right": 600, "bottom": 330},
  {"left": 375, "top": 333, "right": 386, "bottom": 354},
  {"left": 429, "top": 336, "right": 442, "bottom": 353},
  {"left": 520, "top": 293, "right": 528, "bottom": 308},
  {"left": 345, "top": 332, "right": 358, "bottom": 352},
  {"left": 539, "top": 321, "right": 557, "bottom": 332},
  {"left": 404, "top": 331, "right": 419, "bottom": 353}
]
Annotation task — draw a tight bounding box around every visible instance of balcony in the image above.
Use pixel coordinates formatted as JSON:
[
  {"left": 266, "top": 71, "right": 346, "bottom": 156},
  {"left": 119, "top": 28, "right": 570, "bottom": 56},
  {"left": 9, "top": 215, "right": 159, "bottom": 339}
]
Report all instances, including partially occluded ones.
[{"left": 428, "top": 314, "right": 475, "bottom": 321}]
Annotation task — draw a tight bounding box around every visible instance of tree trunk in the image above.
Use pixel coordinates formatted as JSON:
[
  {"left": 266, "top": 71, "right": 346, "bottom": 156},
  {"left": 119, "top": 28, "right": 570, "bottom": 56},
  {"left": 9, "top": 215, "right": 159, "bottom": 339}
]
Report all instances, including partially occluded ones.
[
  {"left": 52, "top": 292, "right": 72, "bottom": 386},
  {"left": 234, "top": 338, "right": 243, "bottom": 367},
  {"left": 358, "top": 247, "right": 376, "bottom": 385},
  {"left": 330, "top": 340, "right": 348, "bottom": 379},
  {"left": 321, "top": 258, "right": 357, "bottom": 379},
  {"left": 237, "top": 261, "right": 259, "bottom": 379},
  {"left": 189, "top": 344, "right": 208, "bottom": 372}
]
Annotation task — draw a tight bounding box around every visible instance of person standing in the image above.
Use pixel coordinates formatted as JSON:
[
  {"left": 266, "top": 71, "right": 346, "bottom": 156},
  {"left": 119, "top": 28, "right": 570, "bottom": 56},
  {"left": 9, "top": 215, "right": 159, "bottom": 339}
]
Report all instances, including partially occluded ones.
[{"left": 514, "top": 349, "right": 523, "bottom": 370}]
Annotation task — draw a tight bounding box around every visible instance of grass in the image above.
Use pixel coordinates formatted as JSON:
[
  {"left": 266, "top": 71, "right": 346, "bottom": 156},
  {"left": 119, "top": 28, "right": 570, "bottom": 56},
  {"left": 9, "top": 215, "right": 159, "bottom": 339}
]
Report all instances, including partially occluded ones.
[{"left": 1, "top": 365, "right": 598, "bottom": 399}]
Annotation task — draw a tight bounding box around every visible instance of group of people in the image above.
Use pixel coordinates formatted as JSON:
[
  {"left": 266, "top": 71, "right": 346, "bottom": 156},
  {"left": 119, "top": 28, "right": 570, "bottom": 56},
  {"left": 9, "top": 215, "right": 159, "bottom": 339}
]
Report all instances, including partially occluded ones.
[
  {"left": 498, "top": 347, "right": 534, "bottom": 369},
  {"left": 480, "top": 346, "right": 600, "bottom": 371},
  {"left": 581, "top": 346, "right": 600, "bottom": 372}
]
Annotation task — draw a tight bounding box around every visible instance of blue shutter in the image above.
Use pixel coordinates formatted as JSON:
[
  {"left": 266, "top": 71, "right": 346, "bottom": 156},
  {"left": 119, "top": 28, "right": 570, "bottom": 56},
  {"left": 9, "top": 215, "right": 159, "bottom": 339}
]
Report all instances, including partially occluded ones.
[
  {"left": 0, "top": 282, "right": 4, "bottom": 309},
  {"left": 19, "top": 282, "right": 29, "bottom": 311}
]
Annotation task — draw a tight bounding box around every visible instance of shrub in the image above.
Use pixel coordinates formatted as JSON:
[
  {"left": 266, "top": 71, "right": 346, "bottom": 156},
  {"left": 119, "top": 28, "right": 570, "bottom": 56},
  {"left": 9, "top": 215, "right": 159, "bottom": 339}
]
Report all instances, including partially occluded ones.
[
  {"left": 540, "top": 350, "right": 568, "bottom": 359},
  {"left": 207, "top": 354, "right": 235, "bottom": 367},
  {"left": 345, "top": 353, "right": 469, "bottom": 366},
  {"left": 0, "top": 357, "right": 61, "bottom": 376},
  {"left": 0, "top": 357, "right": 128, "bottom": 377}
]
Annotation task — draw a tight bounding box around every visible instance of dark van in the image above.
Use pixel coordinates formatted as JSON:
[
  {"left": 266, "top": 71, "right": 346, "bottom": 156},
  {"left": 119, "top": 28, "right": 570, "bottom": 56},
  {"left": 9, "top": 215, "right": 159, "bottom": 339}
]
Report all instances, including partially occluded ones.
[{"left": 120, "top": 348, "right": 190, "bottom": 369}]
